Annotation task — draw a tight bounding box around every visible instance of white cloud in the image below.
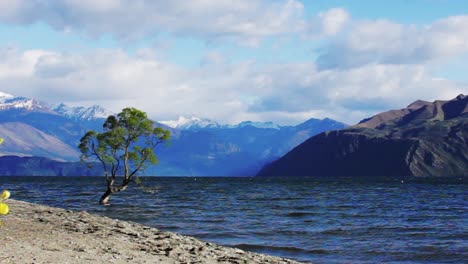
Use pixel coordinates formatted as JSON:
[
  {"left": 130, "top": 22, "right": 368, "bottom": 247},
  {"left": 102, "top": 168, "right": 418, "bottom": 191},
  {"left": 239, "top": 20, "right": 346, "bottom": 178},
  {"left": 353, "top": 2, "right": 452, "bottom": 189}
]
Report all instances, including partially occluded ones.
[
  {"left": 317, "top": 15, "right": 468, "bottom": 69},
  {"left": 314, "top": 8, "right": 350, "bottom": 36},
  {"left": 0, "top": 1, "right": 360, "bottom": 47},
  {"left": 0, "top": 0, "right": 307, "bottom": 46},
  {"left": 0, "top": 47, "right": 464, "bottom": 125}
]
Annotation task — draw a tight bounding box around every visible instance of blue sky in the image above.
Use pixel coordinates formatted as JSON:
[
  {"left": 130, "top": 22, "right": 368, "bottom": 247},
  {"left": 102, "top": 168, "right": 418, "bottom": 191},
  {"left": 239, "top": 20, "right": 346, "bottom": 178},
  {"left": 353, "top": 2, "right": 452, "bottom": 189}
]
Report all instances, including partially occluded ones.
[
  {"left": 0, "top": 0, "right": 466, "bottom": 125},
  {"left": 304, "top": 0, "right": 468, "bottom": 22}
]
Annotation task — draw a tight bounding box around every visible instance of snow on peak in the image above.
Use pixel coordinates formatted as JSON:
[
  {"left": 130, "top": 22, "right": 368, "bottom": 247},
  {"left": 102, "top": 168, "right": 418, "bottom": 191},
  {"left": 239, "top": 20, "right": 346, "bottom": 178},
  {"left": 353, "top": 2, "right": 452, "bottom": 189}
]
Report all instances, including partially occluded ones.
[
  {"left": 236, "top": 121, "right": 280, "bottom": 129},
  {"left": 0, "top": 92, "right": 14, "bottom": 103},
  {"left": 159, "top": 117, "right": 283, "bottom": 130},
  {"left": 0, "top": 91, "right": 112, "bottom": 118},
  {"left": 0, "top": 94, "right": 50, "bottom": 111},
  {"left": 159, "top": 116, "right": 220, "bottom": 129},
  {"left": 84, "top": 105, "right": 114, "bottom": 119},
  {"left": 53, "top": 103, "right": 113, "bottom": 120}
]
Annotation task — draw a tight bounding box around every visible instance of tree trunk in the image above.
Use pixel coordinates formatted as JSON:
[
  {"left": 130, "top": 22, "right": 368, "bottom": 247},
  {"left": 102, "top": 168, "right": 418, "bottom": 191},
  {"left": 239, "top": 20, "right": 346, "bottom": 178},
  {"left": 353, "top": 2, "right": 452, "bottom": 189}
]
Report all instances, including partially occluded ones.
[
  {"left": 99, "top": 188, "right": 113, "bottom": 205},
  {"left": 99, "top": 179, "right": 131, "bottom": 205}
]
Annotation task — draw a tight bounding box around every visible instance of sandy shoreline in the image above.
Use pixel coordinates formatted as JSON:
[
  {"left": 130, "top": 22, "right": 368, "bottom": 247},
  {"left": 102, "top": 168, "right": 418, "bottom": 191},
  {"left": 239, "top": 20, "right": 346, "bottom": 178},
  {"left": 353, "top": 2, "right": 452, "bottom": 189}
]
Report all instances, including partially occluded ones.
[{"left": 0, "top": 199, "right": 305, "bottom": 264}]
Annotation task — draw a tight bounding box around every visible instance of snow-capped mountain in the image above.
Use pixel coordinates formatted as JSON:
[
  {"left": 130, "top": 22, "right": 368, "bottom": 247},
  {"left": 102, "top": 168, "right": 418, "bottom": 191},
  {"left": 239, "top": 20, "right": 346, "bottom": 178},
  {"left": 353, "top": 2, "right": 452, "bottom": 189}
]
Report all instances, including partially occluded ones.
[
  {"left": 0, "top": 92, "right": 114, "bottom": 162},
  {"left": 0, "top": 92, "right": 14, "bottom": 102},
  {"left": 235, "top": 121, "right": 280, "bottom": 129},
  {"left": 0, "top": 91, "right": 113, "bottom": 120},
  {"left": 160, "top": 116, "right": 282, "bottom": 130},
  {"left": 53, "top": 103, "right": 113, "bottom": 121},
  {"left": 159, "top": 116, "right": 221, "bottom": 129},
  {"left": 0, "top": 92, "right": 51, "bottom": 112}
]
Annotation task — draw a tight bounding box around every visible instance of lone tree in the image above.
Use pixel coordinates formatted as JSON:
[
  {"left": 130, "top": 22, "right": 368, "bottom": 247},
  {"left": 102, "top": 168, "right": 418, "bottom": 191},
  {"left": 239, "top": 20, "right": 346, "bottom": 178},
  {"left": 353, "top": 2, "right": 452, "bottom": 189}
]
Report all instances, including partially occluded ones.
[{"left": 79, "top": 108, "right": 170, "bottom": 205}]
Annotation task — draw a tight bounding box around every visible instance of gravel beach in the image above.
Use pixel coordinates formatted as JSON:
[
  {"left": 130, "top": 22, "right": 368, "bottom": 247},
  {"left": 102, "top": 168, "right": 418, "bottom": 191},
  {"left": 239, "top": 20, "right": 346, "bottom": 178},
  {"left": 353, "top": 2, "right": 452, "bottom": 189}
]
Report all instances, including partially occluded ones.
[{"left": 0, "top": 200, "right": 304, "bottom": 264}]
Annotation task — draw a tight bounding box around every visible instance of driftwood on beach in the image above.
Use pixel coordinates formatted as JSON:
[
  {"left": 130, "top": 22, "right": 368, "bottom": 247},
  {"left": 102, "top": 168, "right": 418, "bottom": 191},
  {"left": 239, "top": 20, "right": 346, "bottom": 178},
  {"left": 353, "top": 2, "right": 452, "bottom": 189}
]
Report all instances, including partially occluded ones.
[{"left": 0, "top": 200, "right": 303, "bottom": 264}]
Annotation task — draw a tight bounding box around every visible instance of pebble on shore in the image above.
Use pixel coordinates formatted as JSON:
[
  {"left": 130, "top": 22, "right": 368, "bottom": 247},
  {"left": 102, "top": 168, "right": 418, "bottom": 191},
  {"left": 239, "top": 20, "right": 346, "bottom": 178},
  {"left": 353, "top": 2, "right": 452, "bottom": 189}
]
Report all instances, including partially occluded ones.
[{"left": 0, "top": 200, "right": 305, "bottom": 264}]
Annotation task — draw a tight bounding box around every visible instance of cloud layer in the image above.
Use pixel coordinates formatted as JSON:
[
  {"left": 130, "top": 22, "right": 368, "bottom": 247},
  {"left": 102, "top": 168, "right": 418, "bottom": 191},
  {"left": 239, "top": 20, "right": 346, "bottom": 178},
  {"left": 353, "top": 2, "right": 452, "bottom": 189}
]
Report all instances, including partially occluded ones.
[
  {"left": 0, "top": 47, "right": 464, "bottom": 125},
  {"left": 0, "top": 0, "right": 309, "bottom": 45},
  {"left": 0, "top": 1, "right": 466, "bottom": 124},
  {"left": 317, "top": 16, "right": 468, "bottom": 69}
]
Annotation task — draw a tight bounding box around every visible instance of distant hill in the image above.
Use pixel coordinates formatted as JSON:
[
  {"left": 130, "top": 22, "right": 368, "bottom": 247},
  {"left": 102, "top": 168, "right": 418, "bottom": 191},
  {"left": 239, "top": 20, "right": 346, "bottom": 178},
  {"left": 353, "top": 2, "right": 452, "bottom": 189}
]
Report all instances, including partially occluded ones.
[{"left": 257, "top": 95, "right": 468, "bottom": 178}]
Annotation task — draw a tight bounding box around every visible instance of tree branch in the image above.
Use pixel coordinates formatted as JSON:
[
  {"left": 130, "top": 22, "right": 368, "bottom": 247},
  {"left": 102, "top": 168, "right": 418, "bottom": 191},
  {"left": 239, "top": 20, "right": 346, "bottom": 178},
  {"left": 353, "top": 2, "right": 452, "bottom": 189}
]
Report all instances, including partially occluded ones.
[
  {"left": 128, "top": 139, "right": 164, "bottom": 177},
  {"left": 90, "top": 141, "right": 109, "bottom": 182}
]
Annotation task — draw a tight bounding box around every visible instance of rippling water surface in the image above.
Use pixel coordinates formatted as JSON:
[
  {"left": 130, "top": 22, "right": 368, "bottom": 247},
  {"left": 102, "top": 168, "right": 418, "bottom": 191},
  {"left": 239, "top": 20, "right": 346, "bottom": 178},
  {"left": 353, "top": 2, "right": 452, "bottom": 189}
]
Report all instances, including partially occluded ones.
[{"left": 1, "top": 176, "right": 466, "bottom": 263}]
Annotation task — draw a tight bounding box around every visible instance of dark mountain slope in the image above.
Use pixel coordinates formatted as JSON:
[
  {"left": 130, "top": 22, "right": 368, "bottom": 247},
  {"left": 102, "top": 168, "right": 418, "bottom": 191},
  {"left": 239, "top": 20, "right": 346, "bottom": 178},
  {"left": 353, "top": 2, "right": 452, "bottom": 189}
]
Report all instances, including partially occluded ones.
[
  {"left": 0, "top": 156, "right": 102, "bottom": 176},
  {"left": 258, "top": 95, "right": 468, "bottom": 178}
]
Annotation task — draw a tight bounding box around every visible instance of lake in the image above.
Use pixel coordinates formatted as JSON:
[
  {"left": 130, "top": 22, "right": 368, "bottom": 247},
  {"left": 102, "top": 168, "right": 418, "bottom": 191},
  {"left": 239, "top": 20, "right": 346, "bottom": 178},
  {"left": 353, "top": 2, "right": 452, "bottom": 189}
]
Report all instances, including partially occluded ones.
[{"left": 1, "top": 176, "right": 466, "bottom": 263}]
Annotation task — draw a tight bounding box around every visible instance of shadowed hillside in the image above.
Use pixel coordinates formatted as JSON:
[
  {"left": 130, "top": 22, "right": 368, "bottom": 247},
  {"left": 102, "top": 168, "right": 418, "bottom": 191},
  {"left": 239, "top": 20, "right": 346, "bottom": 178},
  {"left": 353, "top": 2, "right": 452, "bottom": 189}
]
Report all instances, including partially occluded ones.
[
  {"left": 0, "top": 156, "right": 102, "bottom": 176},
  {"left": 258, "top": 95, "right": 468, "bottom": 178}
]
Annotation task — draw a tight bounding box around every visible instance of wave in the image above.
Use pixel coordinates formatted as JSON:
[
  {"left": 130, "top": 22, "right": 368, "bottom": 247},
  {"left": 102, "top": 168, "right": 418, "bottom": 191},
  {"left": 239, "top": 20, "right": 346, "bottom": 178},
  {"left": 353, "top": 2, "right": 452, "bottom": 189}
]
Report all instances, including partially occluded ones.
[
  {"left": 232, "top": 244, "right": 329, "bottom": 255},
  {"left": 284, "top": 212, "right": 316, "bottom": 217}
]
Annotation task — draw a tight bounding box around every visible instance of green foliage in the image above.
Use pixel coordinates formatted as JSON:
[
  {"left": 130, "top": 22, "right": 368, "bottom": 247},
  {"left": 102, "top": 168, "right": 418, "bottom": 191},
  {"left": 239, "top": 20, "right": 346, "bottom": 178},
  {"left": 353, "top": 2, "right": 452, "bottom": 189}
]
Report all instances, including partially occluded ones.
[{"left": 79, "top": 107, "right": 170, "bottom": 180}]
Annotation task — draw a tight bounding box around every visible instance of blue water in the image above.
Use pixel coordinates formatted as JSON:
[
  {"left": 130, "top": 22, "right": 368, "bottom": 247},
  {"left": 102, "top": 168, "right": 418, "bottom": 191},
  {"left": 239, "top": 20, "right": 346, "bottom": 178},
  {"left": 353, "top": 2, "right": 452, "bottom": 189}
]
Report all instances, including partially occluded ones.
[{"left": 1, "top": 176, "right": 466, "bottom": 263}]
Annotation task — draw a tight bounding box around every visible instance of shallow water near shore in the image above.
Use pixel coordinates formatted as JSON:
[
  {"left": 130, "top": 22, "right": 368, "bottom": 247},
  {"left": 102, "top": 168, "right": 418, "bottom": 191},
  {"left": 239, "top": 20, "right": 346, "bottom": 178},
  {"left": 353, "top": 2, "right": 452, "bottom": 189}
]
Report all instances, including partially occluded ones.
[{"left": 1, "top": 176, "right": 466, "bottom": 263}]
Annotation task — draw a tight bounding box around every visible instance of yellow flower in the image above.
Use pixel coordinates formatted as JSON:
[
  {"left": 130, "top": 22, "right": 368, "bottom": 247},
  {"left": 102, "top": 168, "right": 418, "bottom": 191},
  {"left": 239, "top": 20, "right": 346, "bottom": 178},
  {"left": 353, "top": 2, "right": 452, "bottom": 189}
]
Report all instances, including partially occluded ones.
[
  {"left": 1, "top": 190, "right": 10, "bottom": 200},
  {"left": 0, "top": 203, "right": 8, "bottom": 215}
]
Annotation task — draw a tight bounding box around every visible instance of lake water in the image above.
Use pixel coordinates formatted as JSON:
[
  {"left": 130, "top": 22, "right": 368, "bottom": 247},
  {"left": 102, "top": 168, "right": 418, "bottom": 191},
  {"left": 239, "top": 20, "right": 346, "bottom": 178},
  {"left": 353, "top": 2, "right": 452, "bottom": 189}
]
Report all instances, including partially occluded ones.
[{"left": 1, "top": 176, "right": 466, "bottom": 263}]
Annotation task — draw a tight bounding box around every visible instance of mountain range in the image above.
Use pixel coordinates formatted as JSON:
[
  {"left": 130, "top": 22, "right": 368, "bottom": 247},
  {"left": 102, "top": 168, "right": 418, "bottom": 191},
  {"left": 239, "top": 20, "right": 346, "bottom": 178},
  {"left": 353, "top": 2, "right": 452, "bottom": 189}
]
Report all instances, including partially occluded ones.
[
  {"left": 159, "top": 116, "right": 281, "bottom": 130},
  {"left": 0, "top": 92, "right": 105, "bottom": 161},
  {"left": 257, "top": 94, "right": 468, "bottom": 178},
  {"left": 154, "top": 116, "right": 345, "bottom": 176},
  {"left": 0, "top": 92, "right": 346, "bottom": 176}
]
